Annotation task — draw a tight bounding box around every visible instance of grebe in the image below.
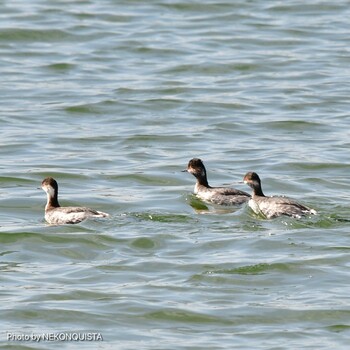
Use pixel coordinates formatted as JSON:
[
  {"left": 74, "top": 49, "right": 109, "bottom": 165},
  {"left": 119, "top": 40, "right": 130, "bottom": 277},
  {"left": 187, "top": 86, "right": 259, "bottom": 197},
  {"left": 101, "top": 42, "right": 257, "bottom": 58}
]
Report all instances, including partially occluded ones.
[
  {"left": 243, "top": 172, "right": 317, "bottom": 219},
  {"left": 41, "top": 177, "right": 109, "bottom": 225},
  {"left": 184, "top": 158, "right": 250, "bottom": 206}
]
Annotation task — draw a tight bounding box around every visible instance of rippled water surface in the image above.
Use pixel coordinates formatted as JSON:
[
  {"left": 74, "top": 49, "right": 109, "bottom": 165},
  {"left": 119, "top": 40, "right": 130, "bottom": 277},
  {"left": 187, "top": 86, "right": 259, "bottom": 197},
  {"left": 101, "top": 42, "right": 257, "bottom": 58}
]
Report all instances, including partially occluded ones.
[{"left": 1, "top": 1, "right": 350, "bottom": 349}]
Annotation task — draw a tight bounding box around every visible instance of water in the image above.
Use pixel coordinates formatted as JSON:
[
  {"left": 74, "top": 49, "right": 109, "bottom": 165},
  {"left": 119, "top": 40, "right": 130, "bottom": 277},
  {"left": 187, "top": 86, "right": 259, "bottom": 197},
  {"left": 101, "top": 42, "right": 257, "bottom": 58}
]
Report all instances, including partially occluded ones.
[{"left": 1, "top": 0, "right": 350, "bottom": 349}]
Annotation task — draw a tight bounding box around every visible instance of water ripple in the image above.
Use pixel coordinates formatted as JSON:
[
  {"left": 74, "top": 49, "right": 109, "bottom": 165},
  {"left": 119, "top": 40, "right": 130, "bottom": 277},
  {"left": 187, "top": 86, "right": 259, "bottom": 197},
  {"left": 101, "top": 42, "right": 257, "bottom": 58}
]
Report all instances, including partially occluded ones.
[{"left": 1, "top": 0, "right": 350, "bottom": 349}]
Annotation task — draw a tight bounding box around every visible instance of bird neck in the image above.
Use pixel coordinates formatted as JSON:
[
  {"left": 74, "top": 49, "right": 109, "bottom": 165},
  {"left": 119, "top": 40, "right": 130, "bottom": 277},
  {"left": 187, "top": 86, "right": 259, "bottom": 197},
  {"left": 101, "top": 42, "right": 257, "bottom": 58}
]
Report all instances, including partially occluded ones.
[
  {"left": 46, "top": 191, "right": 60, "bottom": 210},
  {"left": 252, "top": 183, "right": 265, "bottom": 197},
  {"left": 196, "top": 172, "right": 209, "bottom": 187}
]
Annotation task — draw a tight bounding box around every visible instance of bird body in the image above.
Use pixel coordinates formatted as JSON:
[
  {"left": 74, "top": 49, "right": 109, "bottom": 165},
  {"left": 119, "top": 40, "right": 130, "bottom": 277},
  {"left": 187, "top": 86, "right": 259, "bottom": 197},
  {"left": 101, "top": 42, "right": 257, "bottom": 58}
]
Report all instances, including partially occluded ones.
[
  {"left": 41, "top": 177, "right": 109, "bottom": 225},
  {"left": 243, "top": 172, "right": 316, "bottom": 219},
  {"left": 185, "top": 158, "right": 250, "bottom": 206}
]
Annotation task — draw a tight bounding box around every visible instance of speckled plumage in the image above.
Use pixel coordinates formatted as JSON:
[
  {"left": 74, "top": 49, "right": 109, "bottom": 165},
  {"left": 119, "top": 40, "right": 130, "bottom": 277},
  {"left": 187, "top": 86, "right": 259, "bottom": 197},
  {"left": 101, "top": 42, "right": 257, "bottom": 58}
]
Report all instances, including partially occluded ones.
[
  {"left": 41, "top": 177, "right": 109, "bottom": 225},
  {"left": 184, "top": 158, "right": 250, "bottom": 206},
  {"left": 243, "top": 172, "right": 317, "bottom": 219}
]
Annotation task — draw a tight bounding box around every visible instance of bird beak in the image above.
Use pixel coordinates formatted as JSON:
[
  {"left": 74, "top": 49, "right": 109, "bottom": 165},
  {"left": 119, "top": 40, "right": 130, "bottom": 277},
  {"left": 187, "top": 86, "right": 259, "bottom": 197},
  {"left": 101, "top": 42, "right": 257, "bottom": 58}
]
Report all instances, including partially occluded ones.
[{"left": 181, "top": 169, "right": 188, "bottom": 173}]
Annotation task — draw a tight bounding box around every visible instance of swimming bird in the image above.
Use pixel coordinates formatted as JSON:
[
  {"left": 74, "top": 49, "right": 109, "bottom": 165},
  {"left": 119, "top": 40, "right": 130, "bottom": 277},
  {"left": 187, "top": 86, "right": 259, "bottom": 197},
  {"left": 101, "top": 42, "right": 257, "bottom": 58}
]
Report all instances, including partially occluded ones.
[
  {"left": 184, "top": 158, "right": 250, "bottom": 205},
  {"left": 41, "top": 177, "right": 109, "bottom": 225},
  {"left": 243, "top": 172, "right": 317, "bottom": 219}
]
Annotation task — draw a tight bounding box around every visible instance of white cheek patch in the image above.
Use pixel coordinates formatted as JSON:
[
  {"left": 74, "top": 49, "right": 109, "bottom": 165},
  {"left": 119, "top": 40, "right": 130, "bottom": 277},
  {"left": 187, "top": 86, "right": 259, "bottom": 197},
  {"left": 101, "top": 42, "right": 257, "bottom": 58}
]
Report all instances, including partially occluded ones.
[
  {"left": 49, "top": 187, "right": 55, "bottom": 197},
  {"left": 44, "top": 185, "right": 55, "bottom": 197}
]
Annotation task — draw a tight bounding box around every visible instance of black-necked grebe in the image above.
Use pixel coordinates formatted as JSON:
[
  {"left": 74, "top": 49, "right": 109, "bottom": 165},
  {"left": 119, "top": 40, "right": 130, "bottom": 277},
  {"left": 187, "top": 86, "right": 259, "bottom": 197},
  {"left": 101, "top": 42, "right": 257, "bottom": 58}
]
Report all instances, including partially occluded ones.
[
  {"left": 41, "top": 177, "right": 109, "bottom": 225},
  {"left": 243, "top": 172, "right": 317, "bottom": 219},
  {"left": 184, "top": 158, "right": 250, "bottom": 205}
]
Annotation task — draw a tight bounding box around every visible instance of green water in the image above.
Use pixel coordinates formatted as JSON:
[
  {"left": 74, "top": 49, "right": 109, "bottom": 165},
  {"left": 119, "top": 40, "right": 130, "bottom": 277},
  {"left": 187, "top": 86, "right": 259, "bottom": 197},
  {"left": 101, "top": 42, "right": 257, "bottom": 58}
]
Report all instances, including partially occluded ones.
[{"left": 1, "top": 1, "right": 350, "bottom": 349}]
